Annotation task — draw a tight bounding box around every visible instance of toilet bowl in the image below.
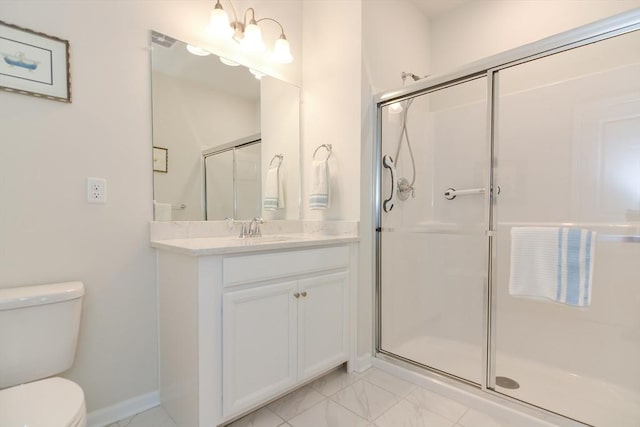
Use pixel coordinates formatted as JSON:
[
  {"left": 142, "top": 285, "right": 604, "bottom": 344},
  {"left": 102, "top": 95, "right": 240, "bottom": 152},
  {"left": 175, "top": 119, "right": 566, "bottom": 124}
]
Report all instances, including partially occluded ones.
[
  {"left": 0, "top": 281, "right": 87, "bottom": 427},
  {"left": 0, "top": 377, "right": 86, "bottom": 427}
]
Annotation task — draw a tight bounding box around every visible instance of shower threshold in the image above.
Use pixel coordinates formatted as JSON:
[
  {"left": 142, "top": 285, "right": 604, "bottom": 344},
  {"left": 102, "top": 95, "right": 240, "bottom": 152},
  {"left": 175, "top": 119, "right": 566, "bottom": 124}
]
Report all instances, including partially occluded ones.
[{"left": 382, "top": 335, "right": 640, "bottom": 426}]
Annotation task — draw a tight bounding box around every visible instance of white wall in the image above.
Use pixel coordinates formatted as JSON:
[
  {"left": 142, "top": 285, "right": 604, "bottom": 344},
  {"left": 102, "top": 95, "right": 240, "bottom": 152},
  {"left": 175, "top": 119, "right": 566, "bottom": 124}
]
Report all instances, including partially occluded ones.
[
  {"left": 260, "top": 77, "right": 301, "bottom": 220},
  {"left": 0, "top": 0, "right": 301, "bottom": 413},
  {"left": 429, "top": 0, "right": 640, "bottom": 75},
  {"left": 362, "top": 1, "right": 431, "bottom": 93},
  {"left": 301, "top": 0, "right": 362, "bottom": 221}
]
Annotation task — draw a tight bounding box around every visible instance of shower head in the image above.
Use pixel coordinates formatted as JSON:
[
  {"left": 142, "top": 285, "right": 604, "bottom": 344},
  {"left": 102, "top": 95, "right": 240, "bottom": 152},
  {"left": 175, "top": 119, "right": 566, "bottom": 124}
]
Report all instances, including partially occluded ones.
[{"left": 401, "top": 71, "right": 426, "bottom": 83}]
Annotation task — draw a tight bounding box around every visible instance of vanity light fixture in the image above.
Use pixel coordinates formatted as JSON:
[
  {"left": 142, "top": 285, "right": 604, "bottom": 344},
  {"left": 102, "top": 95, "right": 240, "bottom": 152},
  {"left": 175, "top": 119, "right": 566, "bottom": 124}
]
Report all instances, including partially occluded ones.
[{"left": 207, "top": 0, "right": 294, "bottom": 64}]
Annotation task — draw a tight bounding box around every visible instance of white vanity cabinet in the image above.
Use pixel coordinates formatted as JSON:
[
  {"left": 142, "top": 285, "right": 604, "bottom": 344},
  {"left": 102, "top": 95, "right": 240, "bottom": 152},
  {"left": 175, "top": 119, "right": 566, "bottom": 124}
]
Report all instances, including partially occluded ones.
[
  {"left": 221, "top": 245, "right": 350, "bottom": 415},
  {"left": 155, "top": 239, "right": 357, "bottom": 427},
  {"left": 222, "top": 271, "right": 348, "bottom": 415}
]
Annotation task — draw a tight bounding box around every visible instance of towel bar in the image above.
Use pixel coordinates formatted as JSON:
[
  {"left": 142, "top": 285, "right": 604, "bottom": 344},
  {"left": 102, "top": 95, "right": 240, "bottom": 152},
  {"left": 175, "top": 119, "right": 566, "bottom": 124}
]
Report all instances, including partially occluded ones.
[{"left": 171, "top": 204, "right": 186, "bottom": 210}]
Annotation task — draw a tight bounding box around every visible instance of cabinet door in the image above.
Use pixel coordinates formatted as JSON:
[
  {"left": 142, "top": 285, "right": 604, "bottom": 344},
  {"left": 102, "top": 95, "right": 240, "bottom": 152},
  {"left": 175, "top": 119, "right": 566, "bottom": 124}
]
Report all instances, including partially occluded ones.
[
  {"left": 222, "top": 280, "right": 298, "bottom": 416},
  {"left": 298, "top": 271, "right": 348, "bottom": 380}
]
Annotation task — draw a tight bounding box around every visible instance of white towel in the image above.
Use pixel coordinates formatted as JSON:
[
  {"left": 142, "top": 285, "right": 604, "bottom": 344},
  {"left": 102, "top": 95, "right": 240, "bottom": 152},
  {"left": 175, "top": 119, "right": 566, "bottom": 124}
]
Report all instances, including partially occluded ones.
[
  {"left": 153, "top": 201, "right": 172, "bottom": 221},
  {"left": 509, "top": 227, "right": 596, "bottom": 307},
  {"left": 309, "top": 159, "right": 329, "bottom": 209},
  {"left": 263, "top": 166, "right": 285, "bottom": 211}
]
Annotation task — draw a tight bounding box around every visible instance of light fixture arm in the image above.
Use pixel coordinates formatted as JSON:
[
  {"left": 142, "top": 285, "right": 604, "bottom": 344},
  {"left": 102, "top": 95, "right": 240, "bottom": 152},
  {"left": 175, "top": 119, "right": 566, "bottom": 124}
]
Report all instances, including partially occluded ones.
[
  {"left": 216, "top": 0, "right": 239, "bottom": 25},
  {"left": 243, "top": 7, "right": 257, "bottom": 26},
  {"left": 256, "top": 17, "right": 287, "bottom": 38}
]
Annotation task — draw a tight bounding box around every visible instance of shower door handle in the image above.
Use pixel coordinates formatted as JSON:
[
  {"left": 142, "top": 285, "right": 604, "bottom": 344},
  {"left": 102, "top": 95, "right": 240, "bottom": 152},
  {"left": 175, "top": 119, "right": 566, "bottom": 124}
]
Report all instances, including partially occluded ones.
[{"left": 383, "top": 155, "right": 396, "bottom": 212}]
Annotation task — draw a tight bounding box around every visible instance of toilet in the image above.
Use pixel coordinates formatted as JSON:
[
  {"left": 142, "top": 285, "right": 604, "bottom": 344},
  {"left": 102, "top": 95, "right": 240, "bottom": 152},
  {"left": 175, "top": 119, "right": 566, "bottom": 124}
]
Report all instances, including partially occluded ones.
[{"left": 0, "top": 281, "right": 87, "bottom": 427}]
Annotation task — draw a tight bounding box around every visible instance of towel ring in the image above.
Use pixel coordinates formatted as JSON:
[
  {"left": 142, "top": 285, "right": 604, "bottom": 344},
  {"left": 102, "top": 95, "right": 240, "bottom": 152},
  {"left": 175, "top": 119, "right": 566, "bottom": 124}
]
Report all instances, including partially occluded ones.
[
  {"left": 270, "top": 154, "right": 283, "bottom": 168},
  {"left": 313, "top": 144, "right": 332, "bottom": 161}
]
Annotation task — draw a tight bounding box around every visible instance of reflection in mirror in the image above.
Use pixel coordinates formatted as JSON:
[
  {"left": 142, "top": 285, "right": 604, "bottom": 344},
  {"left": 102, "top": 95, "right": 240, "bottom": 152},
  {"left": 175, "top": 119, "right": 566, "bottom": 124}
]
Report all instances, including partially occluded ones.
[
  {"left": 204, "top": 135, "right": 261, "bottom": 220},
  {"left": 150, "top": 31, "right": 300, "bottom": 221}
]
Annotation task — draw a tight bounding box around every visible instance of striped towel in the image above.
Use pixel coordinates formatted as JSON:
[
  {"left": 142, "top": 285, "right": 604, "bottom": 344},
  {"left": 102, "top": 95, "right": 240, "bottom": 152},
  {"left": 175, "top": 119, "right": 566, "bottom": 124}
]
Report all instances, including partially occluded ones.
[
  {"left": 263, "top": 166, "right": 284, "bottom": 211},
  {"left": 309, "top": 159, "right": 329, "bottom": 209},
  {"left": 509, "top": 227, "right": 596, "bottom": 307}
]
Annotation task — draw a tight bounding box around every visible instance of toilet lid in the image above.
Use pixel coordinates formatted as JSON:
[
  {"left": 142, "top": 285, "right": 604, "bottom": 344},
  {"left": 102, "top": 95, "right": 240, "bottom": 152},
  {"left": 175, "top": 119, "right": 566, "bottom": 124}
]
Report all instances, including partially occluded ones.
[{"left": 0, "top": 377, "right": 86, "bottom": 427}]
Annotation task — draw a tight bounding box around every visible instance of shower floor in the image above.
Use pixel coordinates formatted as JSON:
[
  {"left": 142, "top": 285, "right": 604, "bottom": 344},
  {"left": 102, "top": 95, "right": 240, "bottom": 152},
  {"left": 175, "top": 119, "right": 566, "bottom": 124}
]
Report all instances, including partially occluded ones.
[{"left": 390, "top": 336, "right": 640, "bottom": 426}]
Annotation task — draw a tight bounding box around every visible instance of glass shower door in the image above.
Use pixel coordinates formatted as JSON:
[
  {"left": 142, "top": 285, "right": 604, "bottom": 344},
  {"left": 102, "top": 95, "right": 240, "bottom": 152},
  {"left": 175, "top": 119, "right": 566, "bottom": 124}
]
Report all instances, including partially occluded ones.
[
  {"left": 492, "top": 29, "right": 640, "bottom": 425},
  {"left": 378, "top": 77, "right": 489, "bottom": 384}
]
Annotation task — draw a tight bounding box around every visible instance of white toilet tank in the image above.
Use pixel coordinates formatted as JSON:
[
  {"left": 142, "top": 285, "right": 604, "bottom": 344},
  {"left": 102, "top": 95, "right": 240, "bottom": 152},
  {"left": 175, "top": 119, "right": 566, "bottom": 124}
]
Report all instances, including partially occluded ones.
[{"left": 0, "top": 281, "right": 84, "bottom": 389}]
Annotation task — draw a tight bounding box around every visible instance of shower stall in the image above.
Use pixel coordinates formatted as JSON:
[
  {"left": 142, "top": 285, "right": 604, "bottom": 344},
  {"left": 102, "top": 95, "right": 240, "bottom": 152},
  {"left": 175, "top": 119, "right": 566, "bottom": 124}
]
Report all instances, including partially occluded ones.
[{"left": 375, "top": 11, "right": 640, "bottom": 426}]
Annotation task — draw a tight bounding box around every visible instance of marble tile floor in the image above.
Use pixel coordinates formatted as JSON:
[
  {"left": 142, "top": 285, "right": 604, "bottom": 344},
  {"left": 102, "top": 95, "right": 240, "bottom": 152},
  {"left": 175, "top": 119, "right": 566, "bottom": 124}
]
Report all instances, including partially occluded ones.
[{"left": 108, "top": 367, "right": 515, "bottom": 427}]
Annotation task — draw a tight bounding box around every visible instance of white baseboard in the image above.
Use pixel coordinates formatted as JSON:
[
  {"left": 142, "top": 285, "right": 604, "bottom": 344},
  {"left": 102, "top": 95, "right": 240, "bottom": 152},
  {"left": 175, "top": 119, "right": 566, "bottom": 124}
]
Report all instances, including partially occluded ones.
[
  {"left": 354, "top": 352, "right": 373, "bottom": 373},
  {"left": 87, "top": 390, "right": 160, "bottom": 427}
]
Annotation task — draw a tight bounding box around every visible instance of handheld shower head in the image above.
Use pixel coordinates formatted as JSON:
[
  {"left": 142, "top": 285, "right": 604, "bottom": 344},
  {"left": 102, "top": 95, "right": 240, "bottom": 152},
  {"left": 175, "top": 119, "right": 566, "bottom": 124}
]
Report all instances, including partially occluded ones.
[{"left": 401, "top": 71, "right": 425, "bottom": 83}]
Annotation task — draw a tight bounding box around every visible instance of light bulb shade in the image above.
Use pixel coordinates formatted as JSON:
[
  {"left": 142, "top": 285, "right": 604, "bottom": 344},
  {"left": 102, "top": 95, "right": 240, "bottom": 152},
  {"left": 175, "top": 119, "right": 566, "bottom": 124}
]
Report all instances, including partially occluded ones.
[
  {"left": 249, "top": 68, "right": 266, "bottom": 80},
  {"left": 241, "top": 23, "right": 265, "bottom": 52},
  {"left": 219, "top": 57, "right": 240, "bottom": 67},
  {"left": 271, "top": 37, "right": 293, "bottom": 64},
  {"left": 186, "top": 45, "right": 211, "bottom": 56},
  {"left": 208, "top": 7, "right": 233, "bottom": 39}
]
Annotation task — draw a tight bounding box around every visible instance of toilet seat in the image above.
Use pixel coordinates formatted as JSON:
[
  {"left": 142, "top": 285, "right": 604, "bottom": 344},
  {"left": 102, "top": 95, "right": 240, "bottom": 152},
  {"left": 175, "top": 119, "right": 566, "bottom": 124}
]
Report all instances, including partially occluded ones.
[{"left": 0, "top": 376, "right": 86, "bottom": 427}]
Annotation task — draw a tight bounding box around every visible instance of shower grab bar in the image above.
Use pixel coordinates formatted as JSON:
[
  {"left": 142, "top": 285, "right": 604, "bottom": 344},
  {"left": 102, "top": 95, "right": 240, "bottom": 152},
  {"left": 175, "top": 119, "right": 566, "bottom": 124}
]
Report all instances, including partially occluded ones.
[
  {"left": 378, "top": 226, "right": 487, "bottom": 236},
  {"left": 378, "top": 227, "right": 640, "bottom": 243},
  {"left": 444, "top": 187, "right": 485, "bottom": 200},
  {"left": 497, "top": 222, "right": 640, "bottom": 243},
  {"left": 597, "top": 234, "right": 640, "bottom": 243},
  {"left": 444, "top": 186, "right": 501, "bottom": 200},
  {"left": 382, "top": 155, "right": 396, "bottom": 212}
]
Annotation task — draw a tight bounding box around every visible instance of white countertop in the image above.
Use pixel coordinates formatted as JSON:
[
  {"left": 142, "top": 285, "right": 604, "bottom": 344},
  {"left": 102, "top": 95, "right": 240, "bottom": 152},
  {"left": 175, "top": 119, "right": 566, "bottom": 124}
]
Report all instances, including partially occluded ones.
[{"left": 150, "top": 233, "right": 359, "bottom": 256}]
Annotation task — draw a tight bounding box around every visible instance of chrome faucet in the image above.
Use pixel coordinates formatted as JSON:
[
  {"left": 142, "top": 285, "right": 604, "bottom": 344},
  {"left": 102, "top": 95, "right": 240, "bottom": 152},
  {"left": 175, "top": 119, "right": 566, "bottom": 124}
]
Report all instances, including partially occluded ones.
[
  {"left": 249, "top": 217, "right": 264, "bottom": 237},
  {"left": 238, "top": 222, "right": 249, "bottom": 238}
]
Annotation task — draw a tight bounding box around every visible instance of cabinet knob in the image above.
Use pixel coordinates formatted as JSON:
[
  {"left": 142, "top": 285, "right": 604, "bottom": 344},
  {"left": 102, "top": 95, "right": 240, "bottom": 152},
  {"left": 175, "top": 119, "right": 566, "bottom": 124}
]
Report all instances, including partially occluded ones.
[
  {"left": 293, "top": 292, "right": 300, "bottom": 298},
  {"left": 301, "top": 291, "right": 307, "bottom": 297}
]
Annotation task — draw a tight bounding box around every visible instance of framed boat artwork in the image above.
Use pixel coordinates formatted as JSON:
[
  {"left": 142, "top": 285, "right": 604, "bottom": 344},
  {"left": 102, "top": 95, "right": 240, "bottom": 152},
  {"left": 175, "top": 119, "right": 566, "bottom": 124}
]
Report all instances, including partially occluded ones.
[{"left": 0, "top": 20, "right": 71, "bottom": 102}]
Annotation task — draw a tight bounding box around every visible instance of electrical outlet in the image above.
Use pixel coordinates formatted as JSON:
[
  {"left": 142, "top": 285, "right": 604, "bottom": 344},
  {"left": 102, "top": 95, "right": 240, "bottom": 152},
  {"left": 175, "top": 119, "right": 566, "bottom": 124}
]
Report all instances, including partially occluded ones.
[{"left": 87, "top": 177, "right": 107, "bottom": 204}]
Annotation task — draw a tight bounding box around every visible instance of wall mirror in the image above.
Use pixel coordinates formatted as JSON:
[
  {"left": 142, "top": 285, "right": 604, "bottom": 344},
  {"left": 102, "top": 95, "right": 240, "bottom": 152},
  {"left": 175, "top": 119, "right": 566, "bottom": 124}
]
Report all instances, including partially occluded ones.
[{"left": 150, "top": 31, "right": 301, "bottom": 221}]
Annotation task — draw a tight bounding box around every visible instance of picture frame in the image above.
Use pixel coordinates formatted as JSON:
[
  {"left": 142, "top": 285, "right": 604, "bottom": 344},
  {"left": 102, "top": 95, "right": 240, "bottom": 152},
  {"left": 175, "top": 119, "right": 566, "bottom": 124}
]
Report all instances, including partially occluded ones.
[
  {"left": 153, "top": 147, "right": 168, "bottom": 173},
  {"left": 0, "top": 20, "right": 71, "bottom": 102}
]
